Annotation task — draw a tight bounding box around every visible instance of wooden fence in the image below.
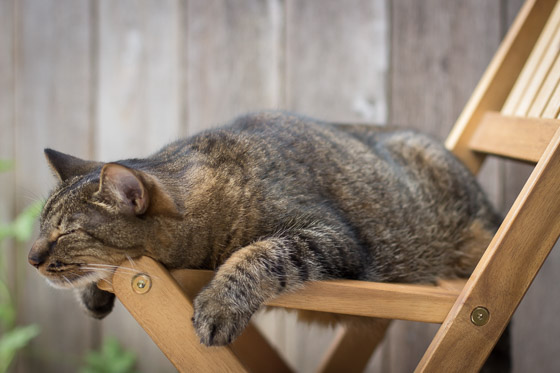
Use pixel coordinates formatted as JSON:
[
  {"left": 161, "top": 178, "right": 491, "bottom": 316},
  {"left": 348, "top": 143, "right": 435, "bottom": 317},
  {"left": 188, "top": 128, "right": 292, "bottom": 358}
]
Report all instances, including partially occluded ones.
[{"left": 1, "top": 0, "right": 559, "bottom": 372}]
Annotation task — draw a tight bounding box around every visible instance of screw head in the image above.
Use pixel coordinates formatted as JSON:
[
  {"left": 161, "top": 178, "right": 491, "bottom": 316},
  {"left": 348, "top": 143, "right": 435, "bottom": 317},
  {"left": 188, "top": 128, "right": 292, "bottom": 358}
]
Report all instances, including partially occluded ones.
[
  {"left": 132, "top": 274, "right": 152, "bottom": 294},
  {"left": 471, "top": 306, "right": 490, "bottom": 326}
]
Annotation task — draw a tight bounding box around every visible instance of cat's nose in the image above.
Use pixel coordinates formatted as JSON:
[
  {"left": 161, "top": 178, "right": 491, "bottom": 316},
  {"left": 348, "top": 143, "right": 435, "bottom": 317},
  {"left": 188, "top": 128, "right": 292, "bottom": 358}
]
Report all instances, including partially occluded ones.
[{"left": 28, "top": 238, "right": 50, "bottom": 268}]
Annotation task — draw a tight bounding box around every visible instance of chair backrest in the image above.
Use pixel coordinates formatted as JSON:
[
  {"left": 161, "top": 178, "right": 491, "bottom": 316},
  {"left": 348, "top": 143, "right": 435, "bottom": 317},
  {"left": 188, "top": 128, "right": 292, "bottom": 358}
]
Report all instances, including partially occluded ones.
[
  {"left": 445, "top": 0, "right": 559, "bottom": 172},
  {"left": 467, "top": 0, "right": 560, "bottom": 165}
]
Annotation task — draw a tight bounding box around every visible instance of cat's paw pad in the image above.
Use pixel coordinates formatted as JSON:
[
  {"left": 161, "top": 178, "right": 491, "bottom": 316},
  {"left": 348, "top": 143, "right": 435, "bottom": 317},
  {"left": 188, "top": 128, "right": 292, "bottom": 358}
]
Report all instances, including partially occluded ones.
[{"left": 192, "top": 290, "right": 251, "bottom": 346}]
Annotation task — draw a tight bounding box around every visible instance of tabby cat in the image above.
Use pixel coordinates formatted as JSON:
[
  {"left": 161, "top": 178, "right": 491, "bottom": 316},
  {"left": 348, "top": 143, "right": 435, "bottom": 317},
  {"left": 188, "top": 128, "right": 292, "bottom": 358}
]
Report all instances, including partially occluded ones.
[{"left": 30, "top": 112, "right": 501, "bottom": 350}]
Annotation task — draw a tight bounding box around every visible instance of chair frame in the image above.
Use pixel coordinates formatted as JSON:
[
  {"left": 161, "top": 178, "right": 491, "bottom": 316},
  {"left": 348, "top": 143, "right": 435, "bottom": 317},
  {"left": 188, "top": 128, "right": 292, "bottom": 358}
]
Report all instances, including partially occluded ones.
[{"left": 98, "top": 0, "right": 560, "bottom": 371}]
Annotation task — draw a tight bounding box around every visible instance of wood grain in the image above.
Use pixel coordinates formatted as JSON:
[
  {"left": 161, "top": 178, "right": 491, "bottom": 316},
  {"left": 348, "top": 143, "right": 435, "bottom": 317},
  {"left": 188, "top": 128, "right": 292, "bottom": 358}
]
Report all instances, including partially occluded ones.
[{"left": 14, "top": 1, "right": 96, "bottom": 371}]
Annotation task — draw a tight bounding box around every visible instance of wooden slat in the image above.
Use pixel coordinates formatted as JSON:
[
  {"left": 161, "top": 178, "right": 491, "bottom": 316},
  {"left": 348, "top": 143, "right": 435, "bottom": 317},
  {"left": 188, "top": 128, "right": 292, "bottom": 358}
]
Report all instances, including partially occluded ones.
[
  {"left": 316, "top": 321, "right": 391, "bottom": 373},
  {"left": 469, "top": 111, "right": 560, "bottom": 162},
  {"left": 104, "top": 268, "right": 464, "bottom": 324},
  {"left": 111, "top": 257, "right": 248, "bottom": 373},
  {"left": 502, "top": 1, "right": 560, "bottom": 116},
  {"left": 266, "top": 279, "right": 461, "bottom": 323},
  {"left": 417, "top": 126, "right": 560, "bottom": 372},
  {"left": 543, "top": 76, "right": 560, "bottom": 118},
  {"left": 445, "top": 0, "right": 557, "bottom": 173},
  {"left": 528, "top": 52, "right": 560, "bottom": 117},
  {"left": 176, "top": 270, "right": 463, "bottom": 323},
  {"left": 516, "top": 5, "right": 560, "bottom": 117}
]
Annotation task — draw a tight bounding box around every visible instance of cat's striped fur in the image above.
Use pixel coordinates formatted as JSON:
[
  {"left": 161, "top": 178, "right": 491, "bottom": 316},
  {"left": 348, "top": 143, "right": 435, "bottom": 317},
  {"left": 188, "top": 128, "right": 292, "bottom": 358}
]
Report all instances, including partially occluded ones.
[{"left": 30, "top": 111, "right": 500, "bottom": 347}]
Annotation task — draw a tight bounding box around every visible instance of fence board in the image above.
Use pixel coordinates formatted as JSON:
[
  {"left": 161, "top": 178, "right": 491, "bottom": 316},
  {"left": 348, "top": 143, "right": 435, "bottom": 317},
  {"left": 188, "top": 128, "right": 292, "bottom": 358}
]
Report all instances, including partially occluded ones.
[
  {"left": 0, "top": 0, "right": 16, "bottom": 291},
  {"left": 388, "top": 1, "right": 501, "bottom": 371},
  {"left": 285, "top": 1, "right": 389, "bottom": 371},
  {"left": 185, "top": 0, "right": 284, "bottom": 135},
  {"left": 285, "top": 0, "right": 388, "bottom": 124},
  {"left": 95, "top": 1, "right": 181, "bottom": 372},
  {"left": 14, "top": 1, "right": 95, "bottom": 372}
]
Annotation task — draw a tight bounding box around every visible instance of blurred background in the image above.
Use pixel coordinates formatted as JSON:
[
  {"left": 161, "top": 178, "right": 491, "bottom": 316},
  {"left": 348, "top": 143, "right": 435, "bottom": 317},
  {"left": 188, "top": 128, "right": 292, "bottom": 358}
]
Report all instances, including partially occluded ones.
[{"left": 1, "top": 0, "right": 559, "bottom": 372}]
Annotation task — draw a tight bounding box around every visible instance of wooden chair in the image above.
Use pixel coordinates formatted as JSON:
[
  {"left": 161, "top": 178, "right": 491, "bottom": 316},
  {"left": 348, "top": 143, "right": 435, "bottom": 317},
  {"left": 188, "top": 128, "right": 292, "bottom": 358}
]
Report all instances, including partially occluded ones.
[{"left": 97, "top": 0, "right": 560, "bottom": 371}]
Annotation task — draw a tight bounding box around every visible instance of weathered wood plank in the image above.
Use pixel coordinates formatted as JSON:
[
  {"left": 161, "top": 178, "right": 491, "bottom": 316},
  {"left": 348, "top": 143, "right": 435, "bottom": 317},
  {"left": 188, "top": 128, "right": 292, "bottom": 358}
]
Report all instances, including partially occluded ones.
[
  {"left": 388, "top": 1, "right": 503, "bottom": 371},
  {"left": 0, "top": 0, "right": 16, "bottom": 294},
  {"left": 95, "top": 0, "right": 181, "bottom": 161},
  {"left": 95, "top": 1, "right": 181, "bottom": 372},
  {"left": 185, "top": 0, "right": 284, "bottom": 135},
  {"left": 14, "top": 1, "right": 95, "bottom": 372},
  {"left": 285, "top": 0, "right": 388, "bottom": 124}
]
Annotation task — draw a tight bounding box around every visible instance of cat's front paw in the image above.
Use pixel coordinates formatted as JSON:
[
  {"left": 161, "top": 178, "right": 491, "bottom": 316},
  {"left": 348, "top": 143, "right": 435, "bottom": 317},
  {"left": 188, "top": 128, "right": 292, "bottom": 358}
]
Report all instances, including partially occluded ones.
[
  {"left": 192, "top": 288, "right": 253, "bottom": 346},
  {"left": 78, "top": 283, "right": 115, "bottom": 319}
]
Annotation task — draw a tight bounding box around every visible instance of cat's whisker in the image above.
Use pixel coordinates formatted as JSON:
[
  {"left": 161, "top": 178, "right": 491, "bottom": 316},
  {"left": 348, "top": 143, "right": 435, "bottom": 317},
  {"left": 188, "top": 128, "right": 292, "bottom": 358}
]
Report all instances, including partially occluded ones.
[
  {"left": 62, "top": 275, "right": 74, "bottom": 288},
  {"left": 125, "top": 254, "right": 136, "bottom": 269}
]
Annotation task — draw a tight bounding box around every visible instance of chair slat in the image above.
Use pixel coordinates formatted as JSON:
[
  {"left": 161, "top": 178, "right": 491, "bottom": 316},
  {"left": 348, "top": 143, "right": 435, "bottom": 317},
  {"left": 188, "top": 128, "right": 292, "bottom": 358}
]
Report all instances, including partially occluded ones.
[
  {"left": 502, "top": 1, "right": 560, "bottom": 116},
  {"left": 543, "top": 77, "right": 560, "bottom": 118},
  {"left": 528, "top": 53, "right": 560, "bottom": 117},
  {"left": 469, "top": 111, "right": 560, "bottom": 162},
  {"left": 169, "top": 269, "right": 464, "bottom": 324}
]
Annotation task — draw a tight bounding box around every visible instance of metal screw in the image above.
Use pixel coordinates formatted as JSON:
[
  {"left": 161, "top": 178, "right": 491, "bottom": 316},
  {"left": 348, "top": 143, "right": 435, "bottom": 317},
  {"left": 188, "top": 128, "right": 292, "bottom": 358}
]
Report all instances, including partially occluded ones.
[
  {"left": 132, "top": 274, "right": 152, "bottom": 294},
  {"left": 471, "top": 306, "right": 490, "bottom": 326}
]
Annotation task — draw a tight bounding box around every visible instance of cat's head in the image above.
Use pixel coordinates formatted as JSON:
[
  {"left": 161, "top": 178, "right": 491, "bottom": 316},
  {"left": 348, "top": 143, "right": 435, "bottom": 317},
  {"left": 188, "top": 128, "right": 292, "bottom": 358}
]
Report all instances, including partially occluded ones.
[{"left": 29, "top": 149, "right": 176, "bottom": 289}]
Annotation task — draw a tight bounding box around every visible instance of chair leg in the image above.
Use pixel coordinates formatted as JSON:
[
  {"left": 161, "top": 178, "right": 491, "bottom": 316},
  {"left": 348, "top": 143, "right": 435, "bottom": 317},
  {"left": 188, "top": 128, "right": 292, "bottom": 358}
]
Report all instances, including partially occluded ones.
[
  {"left": 112, "top": 257, "right": 248, "bottom": 372},
  {"left": 417, "top": 128, "right": 560, "bottom": 372},
  {"left": 316, "top": 319, "right": 391, "bottom": 373},
  {"left": 231, "top": 322, "right": 294, "bottom": 373}
]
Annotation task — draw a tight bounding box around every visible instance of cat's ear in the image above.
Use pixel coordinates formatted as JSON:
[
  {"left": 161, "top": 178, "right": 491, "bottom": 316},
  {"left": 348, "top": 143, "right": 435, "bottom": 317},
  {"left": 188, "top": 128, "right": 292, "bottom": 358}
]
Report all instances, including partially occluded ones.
[
  {"left": 97, "top": 163, "right": 149, "bottom": 215},
  {"left": 44, "top": 149, "right": 101, "bottom": 182}
]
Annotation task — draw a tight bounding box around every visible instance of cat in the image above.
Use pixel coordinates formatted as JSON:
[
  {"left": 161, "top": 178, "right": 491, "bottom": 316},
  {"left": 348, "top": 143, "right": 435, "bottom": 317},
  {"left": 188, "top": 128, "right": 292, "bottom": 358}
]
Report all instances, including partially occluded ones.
[{"left": 29, "top": 111, "right": 501, "bottom": 349}]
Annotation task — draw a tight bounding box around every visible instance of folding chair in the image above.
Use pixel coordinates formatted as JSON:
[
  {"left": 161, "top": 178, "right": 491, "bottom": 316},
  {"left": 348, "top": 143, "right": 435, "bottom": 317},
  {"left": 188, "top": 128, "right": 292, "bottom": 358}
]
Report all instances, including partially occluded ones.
[{"left": 97, "top": 0, "right": 560, "bottom": 371}]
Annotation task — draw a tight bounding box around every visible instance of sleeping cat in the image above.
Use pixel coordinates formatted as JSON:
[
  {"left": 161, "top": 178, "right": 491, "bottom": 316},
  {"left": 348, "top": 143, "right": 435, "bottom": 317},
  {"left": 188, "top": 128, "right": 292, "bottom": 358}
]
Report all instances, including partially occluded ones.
[{"left": 29, "top": 111, "right": 500, "bottom": 349}]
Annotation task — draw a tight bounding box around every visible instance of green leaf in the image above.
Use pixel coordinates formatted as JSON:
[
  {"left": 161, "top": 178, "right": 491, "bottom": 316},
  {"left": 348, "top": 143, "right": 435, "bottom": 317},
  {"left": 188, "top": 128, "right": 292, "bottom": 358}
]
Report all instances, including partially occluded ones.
[
  {"left": 0, "top": 303, "right": 16, "bottom": 329},
  {"left": 9, "top": 200, "right": 44, "bottom": 243},
  {"left": 0, "top": 160, "right": 13, "bottom": 173},
  {"left": 0, "top": 324, "right": 40, "bottom": 373},
  {"left": 80, "top": 337, "right": 138, "bottom": 373}
]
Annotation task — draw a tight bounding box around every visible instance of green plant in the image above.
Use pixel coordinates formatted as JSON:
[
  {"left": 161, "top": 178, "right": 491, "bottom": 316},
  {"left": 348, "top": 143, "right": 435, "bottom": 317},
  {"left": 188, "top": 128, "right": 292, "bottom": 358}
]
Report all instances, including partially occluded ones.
[
  {"left": 0, "top": 162, "right": 42, "bottom": 373},
  {"left": 80, "top": 337, "right": 138, "bottom": 373}
]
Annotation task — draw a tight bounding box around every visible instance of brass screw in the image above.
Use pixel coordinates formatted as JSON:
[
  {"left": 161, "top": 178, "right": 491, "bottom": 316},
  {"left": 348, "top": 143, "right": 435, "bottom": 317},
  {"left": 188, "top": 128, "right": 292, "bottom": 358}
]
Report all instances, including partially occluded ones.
[
  {"left": 471, "top": 306, "right": 490, "bottom": 326},
  {"left": 132, "top": 274, "right": 152, "bottom": 294}
]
